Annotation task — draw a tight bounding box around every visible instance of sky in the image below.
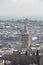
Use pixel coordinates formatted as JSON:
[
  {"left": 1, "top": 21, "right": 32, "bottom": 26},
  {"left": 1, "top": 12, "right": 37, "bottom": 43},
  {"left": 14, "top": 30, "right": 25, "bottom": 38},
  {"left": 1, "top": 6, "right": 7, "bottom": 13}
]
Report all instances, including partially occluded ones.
[{"left": 0, "top": 0, "right": 43, "bottom": 17}]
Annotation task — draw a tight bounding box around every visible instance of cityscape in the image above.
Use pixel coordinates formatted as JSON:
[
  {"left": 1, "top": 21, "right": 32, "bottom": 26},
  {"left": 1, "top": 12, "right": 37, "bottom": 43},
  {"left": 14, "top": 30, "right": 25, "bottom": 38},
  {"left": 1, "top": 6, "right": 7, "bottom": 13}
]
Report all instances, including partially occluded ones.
[
  {"left": 0, "top": 0, "right": 43, "bottom": 65},
  {"left": 0, "top": 18, "right": 43, "bottom": 65}
]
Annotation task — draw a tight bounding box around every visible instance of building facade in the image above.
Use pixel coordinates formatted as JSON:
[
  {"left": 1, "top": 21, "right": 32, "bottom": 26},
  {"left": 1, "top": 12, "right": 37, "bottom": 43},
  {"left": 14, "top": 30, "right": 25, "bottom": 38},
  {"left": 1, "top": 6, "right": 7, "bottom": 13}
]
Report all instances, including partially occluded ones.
[{"left": 21, "top": 25, "right": 30, "bottom": 50}]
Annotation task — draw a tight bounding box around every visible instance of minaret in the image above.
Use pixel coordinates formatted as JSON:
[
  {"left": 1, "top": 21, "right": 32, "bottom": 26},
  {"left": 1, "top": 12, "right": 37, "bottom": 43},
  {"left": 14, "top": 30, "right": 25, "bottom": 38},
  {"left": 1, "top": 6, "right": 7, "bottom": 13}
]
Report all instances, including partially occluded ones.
[{"left": 21, "top": 24, "right": 30, "bottom": 50}]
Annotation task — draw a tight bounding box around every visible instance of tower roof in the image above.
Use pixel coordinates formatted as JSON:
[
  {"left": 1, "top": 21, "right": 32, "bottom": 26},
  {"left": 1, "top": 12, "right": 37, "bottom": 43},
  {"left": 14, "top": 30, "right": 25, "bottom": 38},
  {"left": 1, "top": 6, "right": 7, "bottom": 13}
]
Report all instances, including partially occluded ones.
[{"left": 22, "top": 25, "right": 29, "bottom": 34}]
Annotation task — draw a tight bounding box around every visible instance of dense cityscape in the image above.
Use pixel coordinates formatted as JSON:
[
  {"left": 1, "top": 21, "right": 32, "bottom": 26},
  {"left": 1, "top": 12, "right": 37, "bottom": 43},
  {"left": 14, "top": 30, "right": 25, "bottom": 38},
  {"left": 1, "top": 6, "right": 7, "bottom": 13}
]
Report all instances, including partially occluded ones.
[
  {"left": 0, "top": 0, "right": 43, "bottom": 65},
  {"left": 0, "top": 18, "right": 43, "bottom": 65}
]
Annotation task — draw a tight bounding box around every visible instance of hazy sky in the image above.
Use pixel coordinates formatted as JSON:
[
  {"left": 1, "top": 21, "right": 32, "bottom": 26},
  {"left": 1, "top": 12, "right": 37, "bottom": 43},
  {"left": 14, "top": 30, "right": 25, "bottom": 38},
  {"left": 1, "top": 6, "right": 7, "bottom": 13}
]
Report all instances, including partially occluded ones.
[{"left": 0, "top": 0, "right": 43, "bottom": 17}]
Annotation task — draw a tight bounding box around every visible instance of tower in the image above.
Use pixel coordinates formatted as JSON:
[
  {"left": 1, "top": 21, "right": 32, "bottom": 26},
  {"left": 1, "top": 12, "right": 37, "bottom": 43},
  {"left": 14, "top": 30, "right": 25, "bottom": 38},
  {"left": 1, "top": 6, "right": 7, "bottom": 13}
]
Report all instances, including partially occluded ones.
[{"left": 21, "top": 25, "right": 30, "bottom": 50}]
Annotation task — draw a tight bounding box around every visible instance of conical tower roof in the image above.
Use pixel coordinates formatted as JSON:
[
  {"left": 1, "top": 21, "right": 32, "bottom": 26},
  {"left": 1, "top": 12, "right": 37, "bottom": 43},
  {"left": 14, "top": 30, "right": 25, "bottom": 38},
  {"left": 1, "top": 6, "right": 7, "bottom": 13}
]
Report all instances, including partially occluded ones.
[{"left": 22, "top": 25, "right": 29, "bottom": 35}]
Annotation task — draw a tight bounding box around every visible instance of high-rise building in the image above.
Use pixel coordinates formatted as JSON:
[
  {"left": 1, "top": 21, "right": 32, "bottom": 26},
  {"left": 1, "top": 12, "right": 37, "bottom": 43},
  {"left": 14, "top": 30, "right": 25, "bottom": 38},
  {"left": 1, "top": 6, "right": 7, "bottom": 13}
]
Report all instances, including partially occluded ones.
[{"left": 21, "top": 25, "right": 30, "bottom": 50}]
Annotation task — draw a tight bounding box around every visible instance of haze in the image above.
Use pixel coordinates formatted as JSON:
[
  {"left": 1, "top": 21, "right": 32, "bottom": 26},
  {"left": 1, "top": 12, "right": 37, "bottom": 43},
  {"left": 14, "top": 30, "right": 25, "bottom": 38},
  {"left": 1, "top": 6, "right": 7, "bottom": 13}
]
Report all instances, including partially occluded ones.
[{"left": 0, "top": 0, "right": 43, "bottom": 17}]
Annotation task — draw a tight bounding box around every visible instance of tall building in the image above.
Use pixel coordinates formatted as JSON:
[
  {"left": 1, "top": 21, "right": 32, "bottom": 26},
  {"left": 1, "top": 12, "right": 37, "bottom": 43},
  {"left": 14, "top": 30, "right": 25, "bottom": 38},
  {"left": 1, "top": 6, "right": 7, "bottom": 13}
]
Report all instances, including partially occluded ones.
[{"left": 21, "top": 25, "right": 30, "bottom": 50}]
